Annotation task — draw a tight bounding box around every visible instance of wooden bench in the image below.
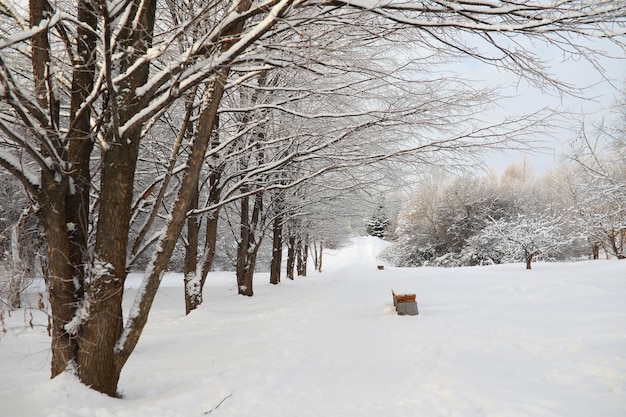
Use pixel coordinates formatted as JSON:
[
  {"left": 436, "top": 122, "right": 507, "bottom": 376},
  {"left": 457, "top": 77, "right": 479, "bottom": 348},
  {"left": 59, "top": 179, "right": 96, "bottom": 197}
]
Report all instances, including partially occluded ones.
[{"left": 392, "top": 290, "right": 419, "bottom": 316}]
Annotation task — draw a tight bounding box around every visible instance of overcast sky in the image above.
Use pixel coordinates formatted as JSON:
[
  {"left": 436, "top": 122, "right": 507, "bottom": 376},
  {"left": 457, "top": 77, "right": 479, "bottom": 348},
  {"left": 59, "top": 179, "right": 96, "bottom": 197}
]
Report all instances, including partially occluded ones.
[{"left": 458, "top": 38, "right": 625, "bottom": 176}]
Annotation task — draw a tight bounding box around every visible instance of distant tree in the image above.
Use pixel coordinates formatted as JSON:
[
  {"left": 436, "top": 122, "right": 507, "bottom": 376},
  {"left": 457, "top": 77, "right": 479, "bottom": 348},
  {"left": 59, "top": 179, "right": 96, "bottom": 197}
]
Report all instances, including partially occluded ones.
[
  {"left": 467, "top": 212, "right": 574, "bottom": 269},
  {"left": 567, "top": 96, "right": 626, "bottom": 259},
  {"left": 365, "top": 204, "right": 389, "bottom": 239},
  {"left": 385, "top": 174, "right": 510, "bottom": 266}
]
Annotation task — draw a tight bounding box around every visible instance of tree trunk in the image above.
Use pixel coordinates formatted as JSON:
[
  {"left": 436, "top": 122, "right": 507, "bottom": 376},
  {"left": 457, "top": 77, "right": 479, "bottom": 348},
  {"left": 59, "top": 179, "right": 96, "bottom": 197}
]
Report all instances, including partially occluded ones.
[
  {"left": 525, "top": 252, "right": 533, "bottom": 270},
  {"left": 39, "top": 183, "right": 77, "bottom": 378},
  {"left": 236, "top": 194, "right": 251, "bottom": 295},
  {"left": 591, "top": 242, "right": 600, "bottom": 260},
  {"left": 242, "top": 243, "right": 261, "bottom": 297},
  {"left": 199, "top": 207, "right": 221, "bottom": 286},
  {"left": 317, "top": 241, "right": 323, "bottom": 272},
  {"left": 199, "top": 163, "right": 223, "bottom": 301},
  {"left": 65, "top": 0, "right": 98, "bottom": 330},
  {"left": 72, "top": 0, "right": 158, "bottom": 395},
  {"left": 78, "top": 137, "right": 139, "bottom": 396},
  {"left": 184, "top": 185, "right": 200, "bottom": 315},
  {"left": 29, "top": 0, "right": 51, "bottom": 108},
  {"left": 269, "top": 215, "right": 283, "bottom": 284},
  {"left": 297, "top": 239, "right": 308, "bottom": 277},
  {"left": 312, "top": 240, "right": 323, "bottom": 272},
  {"left": 296, "top": 238, "right": 303, "bottom": 276},
  {"left": 286, "top": 235, "right": 296, "bottom": 280},
  {"left": 609, "top": 229, "right": 626, "bottom": 259},
  {"left": 29, "top": 0, "right": 80, "bottom": 379},
  {"left": 29, "top": 0, "right": 100, "bottom": 384},
  {"left": 236, "top": 191, "right": 263, "bottom": 296}
]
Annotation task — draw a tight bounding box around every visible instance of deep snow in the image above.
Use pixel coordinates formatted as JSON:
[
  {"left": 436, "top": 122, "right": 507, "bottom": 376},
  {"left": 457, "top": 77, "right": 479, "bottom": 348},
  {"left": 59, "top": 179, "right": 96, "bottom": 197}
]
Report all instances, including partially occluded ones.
[{"left": 1, "top": 236, "right": 625, "bottom": 417}]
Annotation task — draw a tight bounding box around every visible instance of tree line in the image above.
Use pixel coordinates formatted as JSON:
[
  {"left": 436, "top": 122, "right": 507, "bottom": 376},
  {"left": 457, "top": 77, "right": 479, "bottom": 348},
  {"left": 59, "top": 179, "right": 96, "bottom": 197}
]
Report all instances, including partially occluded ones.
[{"left": 384, "top": 115, "right": 626, "bottom": 268}]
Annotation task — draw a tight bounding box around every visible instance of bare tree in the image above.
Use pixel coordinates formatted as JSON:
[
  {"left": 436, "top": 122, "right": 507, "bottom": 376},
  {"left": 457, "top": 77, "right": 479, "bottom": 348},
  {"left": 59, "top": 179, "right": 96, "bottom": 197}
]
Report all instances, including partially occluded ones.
[{"left": 566, "top": 101, "right": 626, "bottom": 259}]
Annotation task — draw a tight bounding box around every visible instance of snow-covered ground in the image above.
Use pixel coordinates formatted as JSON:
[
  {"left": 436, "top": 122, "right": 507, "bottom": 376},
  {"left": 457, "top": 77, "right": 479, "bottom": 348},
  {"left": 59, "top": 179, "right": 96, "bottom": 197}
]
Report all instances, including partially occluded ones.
[{"left": 1, "top": 236, "right": 625, "bottom": 417}]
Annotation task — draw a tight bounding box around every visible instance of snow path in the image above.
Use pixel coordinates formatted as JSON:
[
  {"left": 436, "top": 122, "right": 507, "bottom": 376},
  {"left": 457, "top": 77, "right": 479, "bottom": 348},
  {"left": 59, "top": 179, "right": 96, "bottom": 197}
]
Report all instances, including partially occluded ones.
[{"left": 1, "top": 237, "right": 625, "bottom": 416}]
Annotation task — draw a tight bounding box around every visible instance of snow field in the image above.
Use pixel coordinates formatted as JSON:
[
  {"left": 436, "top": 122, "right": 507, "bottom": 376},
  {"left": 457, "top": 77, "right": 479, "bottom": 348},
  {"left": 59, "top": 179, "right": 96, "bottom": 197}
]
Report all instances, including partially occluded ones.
[{"left": 1, "top": 236, "right": 625, "bottom": 417}]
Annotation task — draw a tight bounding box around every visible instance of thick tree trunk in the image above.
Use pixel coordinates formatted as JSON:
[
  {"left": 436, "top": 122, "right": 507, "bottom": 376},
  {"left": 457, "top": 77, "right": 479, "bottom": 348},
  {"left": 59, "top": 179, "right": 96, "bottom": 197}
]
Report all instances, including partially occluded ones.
[
  {"left": 269, "top": 215, "right": 283, "bottom": 285},
  {"left": 30, "top": 0, "right": 78, "bottom": 379},
  {"left": 40, "top": 183, "right": 77, "bottom": 378},
  {"left": 78, "top": 138, "right": 139, "bottom": 395}
]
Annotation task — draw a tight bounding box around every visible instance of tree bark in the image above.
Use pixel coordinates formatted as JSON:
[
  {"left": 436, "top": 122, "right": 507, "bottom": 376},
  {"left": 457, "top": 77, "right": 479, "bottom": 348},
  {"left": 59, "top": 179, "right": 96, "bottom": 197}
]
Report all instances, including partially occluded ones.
[
  {"left": 198, "top": 153, "right": 224, "bottom": 304},
  {"left": 286, "top": 235, "right": 296, "bottom": 280},
  {"left": 297, "top": 238, "right": 308, "bottom": 277},
  {"left": 65, "top": 0, "right": 98, "bottom": 334},
  {"left": 199, "top": 206, "right": 221, "bottom": 288},
  {"left": 184, "top": 185, "right": 200, "bottom": 315},
  {"left": 78, "top": 136, "right": 139, "bottom": 395},
  {"left": 39, "top": 182, "right": 76, "bottom": 378},
  {"left": 29, "top": 0, "right": 51, "bottom": 108},
  {"left": 30, "top": 0, "right": 79, "bottom": 379},
  {"left": 269, "top": 215, "right": 283, "bottom": 285},
  {"left": 236, "top": 192, "right": 262, "bottom": 296}
]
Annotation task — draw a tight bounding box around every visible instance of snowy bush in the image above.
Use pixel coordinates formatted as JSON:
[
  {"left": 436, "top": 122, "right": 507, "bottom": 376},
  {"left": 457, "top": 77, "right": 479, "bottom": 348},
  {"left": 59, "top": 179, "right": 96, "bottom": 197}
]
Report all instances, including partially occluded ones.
[
  {"left": 467, "top": 213, "right": 576, "bottom": 269},
  {"left": 384, "top": 175, "right": 514, "bottom": 267}
]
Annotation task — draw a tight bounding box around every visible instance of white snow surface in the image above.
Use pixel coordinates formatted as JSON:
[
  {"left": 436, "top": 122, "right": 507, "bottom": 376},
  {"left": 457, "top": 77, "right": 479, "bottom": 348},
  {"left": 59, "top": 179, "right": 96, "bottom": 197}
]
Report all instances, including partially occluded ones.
[{"left": 1, "top": 236, "right": 625, "bottom": 417}]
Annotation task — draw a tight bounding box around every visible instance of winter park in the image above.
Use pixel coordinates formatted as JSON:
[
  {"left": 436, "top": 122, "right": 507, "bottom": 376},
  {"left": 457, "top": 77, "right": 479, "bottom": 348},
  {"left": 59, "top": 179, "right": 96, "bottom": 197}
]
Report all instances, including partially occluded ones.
[{"left": 1, "top": 0, "right": 626, "bottom": 416}]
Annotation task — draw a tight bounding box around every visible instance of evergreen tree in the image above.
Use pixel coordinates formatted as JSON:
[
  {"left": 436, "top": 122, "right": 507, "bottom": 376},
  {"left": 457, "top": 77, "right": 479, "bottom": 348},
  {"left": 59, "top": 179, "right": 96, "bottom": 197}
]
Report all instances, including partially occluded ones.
[{"left": 366, "top": 205, "right": 389, "bottom": 238}]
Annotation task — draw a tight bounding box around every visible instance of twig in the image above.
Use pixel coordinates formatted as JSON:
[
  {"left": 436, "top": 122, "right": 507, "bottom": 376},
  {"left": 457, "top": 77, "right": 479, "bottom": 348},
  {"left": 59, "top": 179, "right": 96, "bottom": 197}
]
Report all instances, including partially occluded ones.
[{"left": 204, "top": 392, "right": 234, "bottom": 415}]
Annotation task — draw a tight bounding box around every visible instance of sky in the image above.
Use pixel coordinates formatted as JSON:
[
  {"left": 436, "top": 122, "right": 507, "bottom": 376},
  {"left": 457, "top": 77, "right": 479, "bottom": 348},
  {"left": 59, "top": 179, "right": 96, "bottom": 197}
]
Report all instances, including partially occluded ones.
[{"left": 459, "top": 37, "right": 625, "bottom": 176}]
